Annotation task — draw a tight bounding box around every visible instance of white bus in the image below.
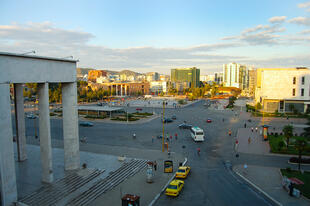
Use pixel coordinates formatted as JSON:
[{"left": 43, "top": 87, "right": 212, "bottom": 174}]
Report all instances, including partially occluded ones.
[{"left": 190, "top": 127, "right": 205, "bottom": 142}]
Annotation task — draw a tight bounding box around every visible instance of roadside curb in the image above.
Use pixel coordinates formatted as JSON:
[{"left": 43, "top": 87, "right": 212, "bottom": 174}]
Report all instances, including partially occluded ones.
[
  {"left": 234, "top": 170, "right": 282, "bottom": 206},
  {"left": 148, "top": 157, "right": 188, "bottom": 206}
]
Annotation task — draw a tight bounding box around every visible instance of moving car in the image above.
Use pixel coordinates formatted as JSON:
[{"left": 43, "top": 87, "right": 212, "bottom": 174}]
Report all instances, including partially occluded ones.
[
  {"left": 79, "top": 121, "right": 94, "bottom": 127},
  {"left": 26, "top": 114, "right": 37, "bottom": 119},
  {"left": 206, "top": 118, "right": 212, "bottom": 123},
  {"left": 178, "top": 123, "right": 192, "bottom": 129},
  {"left": 165, "top": 179, "right": 184, "bottom": 196},
  {"left": 176, "top": 166, "right": 191, "bottom": 178},
  {"left": 162, "top": 118, "right": 173, "bottom": 123}
]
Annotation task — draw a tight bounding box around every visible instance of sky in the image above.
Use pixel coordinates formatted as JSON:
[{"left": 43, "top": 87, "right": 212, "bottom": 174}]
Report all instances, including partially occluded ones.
[{"left": 1, "top": 0, "right": 310, "bottom": 75}]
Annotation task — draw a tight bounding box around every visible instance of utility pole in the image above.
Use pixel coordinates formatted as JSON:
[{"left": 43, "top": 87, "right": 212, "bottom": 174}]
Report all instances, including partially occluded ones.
[{"left": 162, "top": 100, "right": 167, "bottom": 152}]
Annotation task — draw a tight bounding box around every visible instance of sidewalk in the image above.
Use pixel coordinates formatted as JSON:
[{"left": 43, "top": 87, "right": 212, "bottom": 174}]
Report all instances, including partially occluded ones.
[{"left": 233, "top": 165, "right": 310, "bottom": 206}]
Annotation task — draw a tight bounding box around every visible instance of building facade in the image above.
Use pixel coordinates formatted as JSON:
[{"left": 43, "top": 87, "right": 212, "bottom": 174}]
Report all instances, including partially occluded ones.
[
  {"left": 149, "top": 81, "right": 167, "bottom": 94},
  {"left": 255, "top": 67, "right": 310, "bottom": 113},
  {"left": 214, "top": 72, "right": 223, "bottom": 85},
  {"left": 171, "top": 67, "right": 200, "bottom": 89},
  {"left": 146, "top": 72, "right": 159, "bottom": 82},
  {"left": 223, "top": 63, "right": 248, "bottom": 90},
  {"left": 88, "top": 70, "right": 107, "bottom": 83}
]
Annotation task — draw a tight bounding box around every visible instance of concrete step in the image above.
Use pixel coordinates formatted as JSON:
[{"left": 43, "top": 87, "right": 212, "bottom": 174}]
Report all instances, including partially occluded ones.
[
  {"left": 66, "top": 159, "right": 148, "bottom": 206},
  {"left": 19, "top": 168, "right": 105, "bottom": 206}
]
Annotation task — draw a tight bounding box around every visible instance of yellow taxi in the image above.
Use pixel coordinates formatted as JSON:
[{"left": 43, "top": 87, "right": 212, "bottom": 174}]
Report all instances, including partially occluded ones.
[
  {"left": 175, "top": 166, "right": 191, "bottom": 179},
  {"left": 165, "top": 179, "right": 184, "bottom": 196}
]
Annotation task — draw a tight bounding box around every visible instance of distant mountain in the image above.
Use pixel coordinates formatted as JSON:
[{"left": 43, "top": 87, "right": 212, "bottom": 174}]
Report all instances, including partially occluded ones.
[
  {"left": 77, "top": 68, "right": 93, "bottom": 76},
  {"left": 119, "top": 70, "right": 141, "bottom": 76}
]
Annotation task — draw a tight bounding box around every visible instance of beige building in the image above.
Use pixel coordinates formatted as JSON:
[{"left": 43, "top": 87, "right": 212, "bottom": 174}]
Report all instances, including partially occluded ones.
[
  {"left": 248, "top": 68, "right": 256, "bottom": 97},
  {"left": 89, "top": 82, "right": 150, "bottom": 96},
  {"left": 255, "top": 67, "right": 310, "bottom": 113}
]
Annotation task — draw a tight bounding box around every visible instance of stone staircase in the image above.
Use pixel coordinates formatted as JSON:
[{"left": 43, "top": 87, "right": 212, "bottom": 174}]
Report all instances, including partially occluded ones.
[
  {"left": 66, "top": 159, "right": 148, "bottom": 206},
  {"left": 18, "top": 159, "right": 147, "bottom": 206}
]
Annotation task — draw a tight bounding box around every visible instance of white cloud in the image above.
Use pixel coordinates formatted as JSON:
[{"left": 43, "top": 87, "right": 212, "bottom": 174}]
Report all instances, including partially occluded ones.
[
  {"left": 298, "top": 1, "right": 310, "bottom": 11},
  {"left": 269, "top": 16, "right": 287, "bottom": 24},
  {"left": 299, "top": 29, "right": 310, "bottom": 34},
  {"left": 0, "top": 22, "right": 244, "bottom": 74},
  {"left": 288, "top": 17, "right": 310, "bottom": 26},
  {"left": 223, "top": 24, "right": 286, "bottom": 45}
]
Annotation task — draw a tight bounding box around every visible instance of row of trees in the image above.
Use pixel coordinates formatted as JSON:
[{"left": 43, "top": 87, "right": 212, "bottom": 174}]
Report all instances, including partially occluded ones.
[
  {"left": 282, "top": 117, "right": 310, "bottom": 170},
  {"left": 167, "top": 83, "right": 220, "bottom": 99}
]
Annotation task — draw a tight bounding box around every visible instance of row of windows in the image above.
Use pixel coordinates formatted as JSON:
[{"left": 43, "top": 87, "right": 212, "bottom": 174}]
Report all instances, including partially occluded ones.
[
  {"left": 293, "top": 76, "right": 305, "bottom": 85},
  {"left": 292, "top": 88, "right": 307, "bottom": 96}
]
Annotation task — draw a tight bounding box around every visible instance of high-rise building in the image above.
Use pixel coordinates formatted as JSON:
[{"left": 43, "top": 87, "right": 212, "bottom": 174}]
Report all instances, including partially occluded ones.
[
  {"left": 171, "top": 67, "right": 200, "bottom": 89},
  {"left": 248, "top": 68, "right": 256, "bottom": 97},
  {"left": 214, "top": 72, "right": 223, "bottom": 85},
  {"left": 255, "top": 67, "right": 310, "bottom": 113},
  {"left": 223, "top": 63, "right": 248, "bottom": 89}
]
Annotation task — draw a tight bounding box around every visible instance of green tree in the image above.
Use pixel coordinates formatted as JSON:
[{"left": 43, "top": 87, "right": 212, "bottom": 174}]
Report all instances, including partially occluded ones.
[
  {"left": 294, "top": 137, "right": 307, "bottom": 171},
  {"left": 283, "top": 125, "right": 294, "bottom": 148}
]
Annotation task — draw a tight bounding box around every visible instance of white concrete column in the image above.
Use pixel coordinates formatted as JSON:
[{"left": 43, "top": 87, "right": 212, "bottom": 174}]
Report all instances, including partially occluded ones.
[
  {"left": 38, "top": 83, "right": 53, "bottom": 183},
  {"left": 62, "top": 82, "right": 80, "bottom": 170},
  {"left": 14, "top": 83, "right": 27, "bottom": 161},
  {"left": 121, "top": 85, "right": 123, "bottom": 96},
  {"left": 125, "top": 85, "right": 127, "bottom": 96},
  {"left": 0, "top": 83, "right": 18, "bottom": 206},
  {"left": 116, "top": 84, "right": 118, "bottom": 96}
]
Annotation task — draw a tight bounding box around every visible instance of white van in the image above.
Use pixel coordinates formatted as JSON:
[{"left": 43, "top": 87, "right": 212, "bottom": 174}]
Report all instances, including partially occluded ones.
[{"left": 190, "top": 127, "right": 205, "bottom": 142}]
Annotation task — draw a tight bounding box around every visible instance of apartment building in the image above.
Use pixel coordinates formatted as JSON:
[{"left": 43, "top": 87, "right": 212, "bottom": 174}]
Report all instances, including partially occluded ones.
[
  {"left": 171, "top": 67, "right": 200, "bottom": 89},
  {"left": 255, "top": 67, "right": 310, "bottom": 113},
  {"left": 223, "top": 63, "right": 248, "bottom": 90}
]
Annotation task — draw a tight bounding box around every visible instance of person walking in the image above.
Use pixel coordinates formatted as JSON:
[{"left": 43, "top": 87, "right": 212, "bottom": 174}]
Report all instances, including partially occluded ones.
[
  {"left": 251, "top": 127, "right": 254, "bottom": 132},
  {"left": 152, "top": 136, "right": 154, "bottom": 143},
  {"left": 255, "top": 127, "right": 258, "bottom": 132},
  {"left": 248, "top": 137, "right": 251, "bottom": 144},
  {"left": 228, "top": 129, "right": 232, "bottom": 136},
  {"left": 154, "top": 161, "right": 157, "bottom": 171},
  {"left": 244, "top": 122, "right": 247, "bottom": 128},
  {"left": 175, "top": 133, "right": 178, "bottom": 140},
  {"left": 197, "top": 147, "right": 201, "bottom": 156}
]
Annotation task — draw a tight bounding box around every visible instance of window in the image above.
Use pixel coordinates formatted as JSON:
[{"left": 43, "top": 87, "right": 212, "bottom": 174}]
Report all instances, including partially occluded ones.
[
  {"left": 302, "top": 76, "right": 305, "bottom": 85},
  {"left": 293, "top": 77, "right": 296, "bottom": 84},
  {"left": 293, "top": 88, "right": 295, "bottom": 96},
  {"left": 301, "top": 88, "right": 304, "bottom": 96}
]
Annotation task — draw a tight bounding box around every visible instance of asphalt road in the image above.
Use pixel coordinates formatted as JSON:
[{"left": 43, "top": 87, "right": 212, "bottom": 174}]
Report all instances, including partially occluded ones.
[{"left": 18, "top": 100, "right": 276, "bottom": 205}]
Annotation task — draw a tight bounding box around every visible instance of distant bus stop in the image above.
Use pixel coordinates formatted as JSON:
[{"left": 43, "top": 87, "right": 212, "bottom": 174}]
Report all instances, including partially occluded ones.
[{"left": 78, "top": 105, "right": 124, "bottom": 118}]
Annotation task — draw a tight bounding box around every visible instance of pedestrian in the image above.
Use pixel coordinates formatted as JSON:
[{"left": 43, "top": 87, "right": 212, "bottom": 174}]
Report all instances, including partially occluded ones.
[
  {"left": 197, "top": 147, "right": 201, "bottom": 156},
  {"left": 251, "top": 127, "right": 254, "bottom": 132},
  {"left": 244, "top": 123, "right": 247, "bottom": 128},
  {"left": 152, "top": 136, "right": 154, "bottom": 143},
  {"left": 255, "top": 127, "right": 258, "bottom": 132},
  {"left": 175, "top": 133, "right": 178, "bottom": 140},
  {"left": 248, "top": 137, "right": 251, "bottom": 144},
  {"left": 228, "top": 129, "right": 232, "bottom": 136},
  {"left": 170, "top": 135, "right": 172, "bottom": 141},
  {"left": 222, "top": 118, "right": 225, "bottom": 122},
  {"left": 166, "top": 137, "right": 169, "bottom": 142},
  {"left": 154, "top": 161, "right": 157, "bottom": 171}
]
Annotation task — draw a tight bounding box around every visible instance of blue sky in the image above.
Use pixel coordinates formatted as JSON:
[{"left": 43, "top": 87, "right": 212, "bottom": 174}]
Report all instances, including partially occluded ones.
[{"left": 1, "top": 0, "right": 310, "bottom": 74}]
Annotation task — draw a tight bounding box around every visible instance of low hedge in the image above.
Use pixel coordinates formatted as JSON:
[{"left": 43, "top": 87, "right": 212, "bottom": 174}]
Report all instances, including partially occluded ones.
[{"left": 289, "top": 157, "right": 310, "bottom": 164}]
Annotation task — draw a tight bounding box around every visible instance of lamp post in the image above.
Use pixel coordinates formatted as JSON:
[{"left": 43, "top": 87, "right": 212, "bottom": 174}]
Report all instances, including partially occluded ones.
[{"left": 162, "top": 100, "right": 167, "bottom": 152}]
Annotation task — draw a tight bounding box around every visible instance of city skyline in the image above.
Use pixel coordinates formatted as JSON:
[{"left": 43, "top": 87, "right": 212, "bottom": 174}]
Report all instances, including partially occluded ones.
[{"left": 1, "top": 0, "right": 310, "bottom": 74}]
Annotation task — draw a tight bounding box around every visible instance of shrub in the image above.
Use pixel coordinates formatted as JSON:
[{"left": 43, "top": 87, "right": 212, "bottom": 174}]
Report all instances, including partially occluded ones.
[
  {"left": 278, "top": 141, "right": 284, "bottom": 150},
  {"left": 271, "top": 132, "right": 274, "bottom": 135},
  {"left": 286, "top": 167, "right": 291, "bottom": 173},
  {"left": 275, "top": 132, "right": 278, "bottom": 137},
  {"left": 280, "top": 132, "right": 283, "bottom": 136}
]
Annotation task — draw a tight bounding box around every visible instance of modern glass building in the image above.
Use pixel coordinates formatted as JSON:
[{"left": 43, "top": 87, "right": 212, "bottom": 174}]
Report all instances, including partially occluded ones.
[{"left": 171, "top": 67, "right": 200, "bottom": 89}]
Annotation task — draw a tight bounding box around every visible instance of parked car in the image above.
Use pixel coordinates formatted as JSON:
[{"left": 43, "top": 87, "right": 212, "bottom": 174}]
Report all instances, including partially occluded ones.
[
  {"left": 176, "top": 166, "right": 191, "bottom": 179},
  {"left": 171, "top": 115, "right": 177, "bottom": 120},
  {"left": 162, "top": 118, "right": 173, "bottom": 123},
  {"left": 178, "top": 123, "right": 192, "bottom": 129},
  {"left": 97, "top": 102, "right": 103, "bottom": 106},
  {"left": 136, "top": 108, "right": 143, "bottom": 111},
  {"left": 26, "top": 114, "right": 37, "bottom": 119},
  {"left": 79, "top": 121, "right": 94, "bottom": 127},
  {"left": 165, "top": 179, "right": 184, "bottom": 196},
  {"left": 206, "top": 118, "right": 212, "bottom": 123}
]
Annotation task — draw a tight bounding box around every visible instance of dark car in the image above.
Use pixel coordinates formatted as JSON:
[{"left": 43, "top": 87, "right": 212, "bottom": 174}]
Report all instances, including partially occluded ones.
[
  {"left": 171, "top": 115, "right": 177, "bottom": 120},
  {"left": 26, "top": 114, "right": 37, "bottom": 119},
  {"left": 79, "top": 121, "right": 94, "bottom": 127},
  {"left": 178, "top": 123, "right": 192, "bottom": 129},
  {"left": 206, "top": 118, "right": 212, "bottom": 123},
  {"left": 162, "top": 118, "right": 173, "bottom": 123},
  {"left": 136, "top": 108, "right": 143, "bottom": 111}
]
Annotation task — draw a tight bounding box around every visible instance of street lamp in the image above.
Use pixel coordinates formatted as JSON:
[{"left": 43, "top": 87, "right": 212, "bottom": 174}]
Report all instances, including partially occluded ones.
[{"left": 162, "top": 100, "right": 168, "bottom": 152}]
